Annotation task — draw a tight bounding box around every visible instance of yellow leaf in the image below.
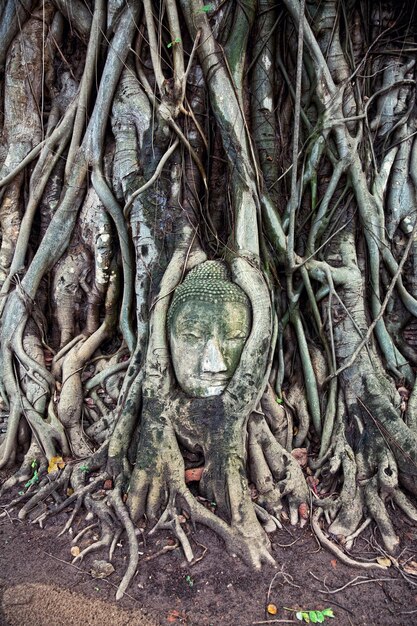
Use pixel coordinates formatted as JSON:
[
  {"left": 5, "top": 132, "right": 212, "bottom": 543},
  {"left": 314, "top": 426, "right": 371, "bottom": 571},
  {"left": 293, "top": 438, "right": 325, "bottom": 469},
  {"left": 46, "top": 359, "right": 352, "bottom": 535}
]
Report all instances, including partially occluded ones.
[
  {"left": 48, "top": 456, "right": 66, "bottom": 473},
  {"left": 377, "top": 556, "right": 392, "bottom": 568},
  {"left": 71, "top": 546, "right": 80, "bottom": 557},
  {"left": 66, "top": 487, "right": 74, "bottom": 496},
  {"left": 267, "top": 604, "right": 278, "bottom": 615}
]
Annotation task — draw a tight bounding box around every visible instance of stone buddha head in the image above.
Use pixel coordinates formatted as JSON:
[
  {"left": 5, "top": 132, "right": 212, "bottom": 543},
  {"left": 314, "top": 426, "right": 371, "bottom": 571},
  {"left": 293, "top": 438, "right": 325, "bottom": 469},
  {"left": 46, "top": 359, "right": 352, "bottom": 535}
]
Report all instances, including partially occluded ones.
[{"left": 168, "top": 261, "right": 251, "bottom": 398}]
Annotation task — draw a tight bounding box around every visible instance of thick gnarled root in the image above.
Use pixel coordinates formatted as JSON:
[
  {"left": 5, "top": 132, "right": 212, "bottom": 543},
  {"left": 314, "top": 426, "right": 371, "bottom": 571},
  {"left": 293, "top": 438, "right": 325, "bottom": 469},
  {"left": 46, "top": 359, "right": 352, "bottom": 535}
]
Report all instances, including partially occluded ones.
[
  {"left": 125, "top": 411, "right": 276, "bottom": 571},
  {"left": 248, "top": 412, "right": 310, "bottom": 526},
  {"left": 314, "top": 407, "right": 417, "bottom": 557}
]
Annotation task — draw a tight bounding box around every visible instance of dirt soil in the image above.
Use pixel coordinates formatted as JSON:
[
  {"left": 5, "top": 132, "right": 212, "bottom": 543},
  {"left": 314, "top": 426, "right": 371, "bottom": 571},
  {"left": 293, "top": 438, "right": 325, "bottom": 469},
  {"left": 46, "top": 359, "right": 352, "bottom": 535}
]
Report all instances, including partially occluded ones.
[{"left": 1, "top": 490, "right": 417, "bottom": 626}]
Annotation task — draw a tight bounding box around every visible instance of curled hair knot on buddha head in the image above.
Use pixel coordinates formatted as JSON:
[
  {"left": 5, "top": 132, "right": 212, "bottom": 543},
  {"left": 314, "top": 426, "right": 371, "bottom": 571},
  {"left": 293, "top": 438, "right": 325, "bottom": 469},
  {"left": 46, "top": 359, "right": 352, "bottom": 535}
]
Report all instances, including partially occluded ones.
[{"left": 167, "top": 260, "right": 250, "bottom": 327}]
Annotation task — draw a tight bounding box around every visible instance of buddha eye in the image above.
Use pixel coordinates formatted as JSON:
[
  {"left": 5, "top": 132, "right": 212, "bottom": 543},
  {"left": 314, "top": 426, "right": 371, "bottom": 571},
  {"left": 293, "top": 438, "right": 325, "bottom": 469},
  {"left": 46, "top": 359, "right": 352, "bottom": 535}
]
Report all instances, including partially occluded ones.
[{"left": 182, "top": 332, "right": 202, "bottom": 340}]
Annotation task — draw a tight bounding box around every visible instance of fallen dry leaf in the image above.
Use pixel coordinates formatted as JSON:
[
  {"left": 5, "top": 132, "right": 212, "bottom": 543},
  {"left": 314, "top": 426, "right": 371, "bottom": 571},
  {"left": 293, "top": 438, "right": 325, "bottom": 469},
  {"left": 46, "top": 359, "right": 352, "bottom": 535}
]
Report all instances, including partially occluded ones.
[
  {"left": 48, "top": 456, "right": 66, "bottom": 473},
  {"left": 90, "top": 560, "right": 115, "bottom": 579},
  {"left": 103, "top": 479, "right": 113, "bottom": 490},
  {"left": 397, "top": 386, "right": 409, "bottom": 398},
  {"left": 403, "top": 560, "right": 417, "bottom": 576},
  {"left": 298, "top": 502, "right": 309, "bottom": 520},
  {"left": 330, "top": 559, "right": 337, "bottom": 569},
  {"left": 291, "top": 447, "right": 308, "bottom": 468},
  {"left": 306, "top": 475, "right": 319, "bottom": 494},
  {"left": 43, "top": 351, "right": 53, "bottom": 364},
  {"left": 267, "top": 603, "right": 278, "bottom": 615},
  {"left": 376, "top": 556, "right": 392, "bottom": 568},
  {"left": 70, "top": 546, "right": 80, "bottom": 557},
  {"left": 167, "top": 609, "right": 185, "bottom": 623}
]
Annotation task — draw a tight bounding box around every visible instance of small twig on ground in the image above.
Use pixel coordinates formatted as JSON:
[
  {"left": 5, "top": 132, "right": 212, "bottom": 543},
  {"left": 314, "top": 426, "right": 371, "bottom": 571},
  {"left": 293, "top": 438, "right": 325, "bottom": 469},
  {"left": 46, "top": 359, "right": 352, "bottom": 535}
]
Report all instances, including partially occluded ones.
[
  {"left": 273, "top": 536, "right": 301, "bottom": 548},
  {"left": 280, "top": 523, "right": 296, "bottom": 538},
  {"left": 367, "top": 536, "right": 417, "bottom": 587},
  {"left": 267, "top": 565, "right": 300, "bottom": 604},
  {"left": 189, "top": 535, "right": 208, "bottom": 565},
  {"left": 267, "top": 572, "right": 279, "bottom": 603},
  {"left": 252, "top": 621, "right": 296, "bottom": 624},
  {"left": 0, "top": 507, "right": 21, "bottom": 524},
  {"left": 323, "top": 598, "right": 354, "bottom": 615},
  {"left": 142, "top": 541, "right": 179, "bottom": 562},
  {"left": 308, "top": 570, "right": 328, "bottom": 589}
]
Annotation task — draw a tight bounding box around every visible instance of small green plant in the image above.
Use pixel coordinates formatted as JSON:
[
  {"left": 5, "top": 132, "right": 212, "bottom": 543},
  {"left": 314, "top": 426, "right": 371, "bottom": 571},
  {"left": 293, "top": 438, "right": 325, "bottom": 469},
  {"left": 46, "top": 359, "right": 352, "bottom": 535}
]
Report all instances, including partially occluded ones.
[
  {"left": 79, "top": 464, "right": 89, "bottom": 473},
  {"left": 285, "top": 608, "right": 334, "bottom": 623},
  {"left": 198, "top": 3, "right": 214, "bottom": 12},
  {"left": 276, "top": 397, "right": 283, "bottom": 404},
  {"left": 167, "top": 37, "right": 181, "bottom": 48},
  {"left": 24, "top": 460, "right": 40, "bottom": 488},
  {"left": 185, "top": 575, "right": 194, "bottom": 588}
]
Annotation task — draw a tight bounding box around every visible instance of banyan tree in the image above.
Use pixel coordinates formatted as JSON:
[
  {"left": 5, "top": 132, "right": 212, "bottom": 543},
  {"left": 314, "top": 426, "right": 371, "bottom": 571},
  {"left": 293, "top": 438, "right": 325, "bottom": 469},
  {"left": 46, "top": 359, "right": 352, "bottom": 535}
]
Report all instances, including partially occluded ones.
[{"left": 1, "top": 0, "right": 417, "bottom": 598}]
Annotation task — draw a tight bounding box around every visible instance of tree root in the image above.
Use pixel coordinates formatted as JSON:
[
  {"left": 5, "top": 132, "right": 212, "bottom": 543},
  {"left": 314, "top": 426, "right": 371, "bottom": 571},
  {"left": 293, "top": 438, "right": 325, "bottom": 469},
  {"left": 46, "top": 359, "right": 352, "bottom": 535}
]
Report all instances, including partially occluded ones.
[
  {"left": 248, "top": 413, "right": 309, "bottom": 525},
  {"left": 0, "top": 441, "right": 46, "bottom": 496},
  {"left": 150, "top": 500, "right": 195, "bottom": 562},
  {"left": 109, "top": 484, "right": 139, "bottom": 600},
  {"left": 312, "top": 509, "right": 386, "bottom": 571}
]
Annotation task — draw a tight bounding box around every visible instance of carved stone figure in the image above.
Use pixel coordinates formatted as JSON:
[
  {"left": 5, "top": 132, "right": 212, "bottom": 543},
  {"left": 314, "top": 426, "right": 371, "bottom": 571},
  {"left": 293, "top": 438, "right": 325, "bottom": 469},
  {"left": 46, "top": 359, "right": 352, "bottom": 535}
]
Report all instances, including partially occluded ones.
[{"left": 168, "top": 261, "right": 251, "bottom": 397}]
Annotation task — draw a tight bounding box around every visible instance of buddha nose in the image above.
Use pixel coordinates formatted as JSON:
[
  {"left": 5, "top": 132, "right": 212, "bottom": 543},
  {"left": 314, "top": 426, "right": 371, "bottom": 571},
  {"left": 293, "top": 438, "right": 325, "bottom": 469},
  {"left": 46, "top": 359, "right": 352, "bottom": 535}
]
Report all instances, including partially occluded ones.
[{"left": 202, "top": 338, "right": 227, "bottom": 373}]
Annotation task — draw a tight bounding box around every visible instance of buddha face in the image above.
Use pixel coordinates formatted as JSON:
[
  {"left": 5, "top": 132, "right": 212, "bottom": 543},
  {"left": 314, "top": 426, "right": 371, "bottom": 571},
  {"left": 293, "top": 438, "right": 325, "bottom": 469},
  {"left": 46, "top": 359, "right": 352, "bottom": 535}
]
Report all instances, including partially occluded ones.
[{"left": 169, "top": 299, "right": 251, "bottom": 397}]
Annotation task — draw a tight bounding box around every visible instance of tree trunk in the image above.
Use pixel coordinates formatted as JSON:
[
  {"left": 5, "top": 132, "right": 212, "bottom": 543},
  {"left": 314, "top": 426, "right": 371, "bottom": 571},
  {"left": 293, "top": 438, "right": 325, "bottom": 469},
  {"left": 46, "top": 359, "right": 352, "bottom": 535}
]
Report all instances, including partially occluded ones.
[{"left": 1, "top": 0, "right": 417, "bottom": 598}]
